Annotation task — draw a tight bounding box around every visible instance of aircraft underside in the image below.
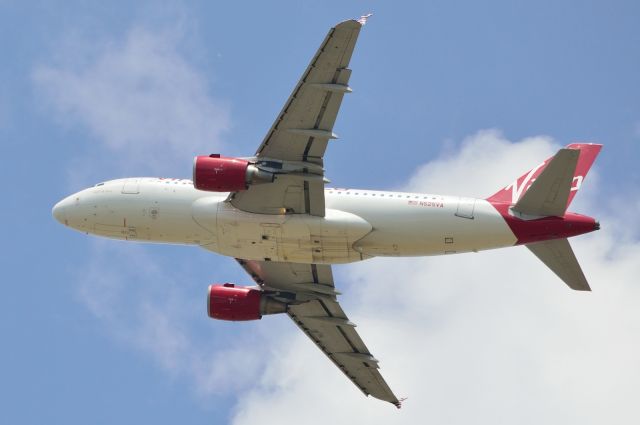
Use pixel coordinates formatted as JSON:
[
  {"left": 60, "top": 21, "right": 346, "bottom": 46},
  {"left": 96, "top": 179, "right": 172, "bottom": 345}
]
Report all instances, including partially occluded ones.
[
  {"left": 52, "top": 15, "right": 602, "bottom": 408},
  {"left": 54, "top": 180, "right": 521, "bottom": 263}
]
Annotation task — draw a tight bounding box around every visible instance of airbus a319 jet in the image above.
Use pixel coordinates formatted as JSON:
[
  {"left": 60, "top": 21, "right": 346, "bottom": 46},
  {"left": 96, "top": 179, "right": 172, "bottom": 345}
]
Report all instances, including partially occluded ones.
[{"left": 52, "top": 15, "right": 602, "bottom": 408}]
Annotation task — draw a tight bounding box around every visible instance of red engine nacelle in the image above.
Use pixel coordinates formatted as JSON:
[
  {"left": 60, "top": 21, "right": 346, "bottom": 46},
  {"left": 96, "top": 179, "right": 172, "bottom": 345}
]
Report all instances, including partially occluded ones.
[
  {"left": 193, "top": 155, "right": 274, "bottom": 192},
  {"left": 207, "top": 283, "right": 286, "bottom": 321}
]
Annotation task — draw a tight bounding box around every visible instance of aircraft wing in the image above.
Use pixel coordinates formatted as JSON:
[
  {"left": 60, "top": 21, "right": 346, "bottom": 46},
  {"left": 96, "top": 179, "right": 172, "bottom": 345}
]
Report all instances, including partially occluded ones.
[
  {"left": 237, "top": 258, "right": 401, "bottom": 407},
  {"left": 229, "top": 16, "right": 368, "bottom": 217}
]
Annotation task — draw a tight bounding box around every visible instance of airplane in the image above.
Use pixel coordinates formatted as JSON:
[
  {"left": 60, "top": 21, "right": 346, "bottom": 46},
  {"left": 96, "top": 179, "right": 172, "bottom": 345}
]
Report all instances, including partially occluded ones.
[{"left": 52, "top": 15, "right": 602, "bottom": 408}]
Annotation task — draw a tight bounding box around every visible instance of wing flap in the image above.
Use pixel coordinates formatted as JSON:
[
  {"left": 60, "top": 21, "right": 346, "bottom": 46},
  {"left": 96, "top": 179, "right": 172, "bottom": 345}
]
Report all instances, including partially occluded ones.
[
  {"left": 288, "top": 301, "right": 399, "bottom": 403},
  {"left": 236, "top": 259, "right": 401, "bottom": 406}
]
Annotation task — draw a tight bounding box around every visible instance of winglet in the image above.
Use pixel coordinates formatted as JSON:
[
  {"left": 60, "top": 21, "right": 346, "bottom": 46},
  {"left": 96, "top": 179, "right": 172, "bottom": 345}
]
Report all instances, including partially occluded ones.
[
  {"left": 357, "top": 13, "right": 373, "bottom": 25},
  {"left": 393, "top": 397, "right": 408, "bottom": 409}
]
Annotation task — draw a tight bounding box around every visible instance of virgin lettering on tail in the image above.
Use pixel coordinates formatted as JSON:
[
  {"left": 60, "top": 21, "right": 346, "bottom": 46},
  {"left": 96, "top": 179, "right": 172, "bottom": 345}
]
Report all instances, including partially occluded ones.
[
  {"left": 571, "top": 175, "right": 583, "bottom": 191},
  {"left": 504, "top": 166, "right": 584, "bottom": 204},
  {"left": 504, "top": 161, "right": 545, "bottom": 204},
  {"left": 488, "top": 143, "right": 602, "bottom": 209}
]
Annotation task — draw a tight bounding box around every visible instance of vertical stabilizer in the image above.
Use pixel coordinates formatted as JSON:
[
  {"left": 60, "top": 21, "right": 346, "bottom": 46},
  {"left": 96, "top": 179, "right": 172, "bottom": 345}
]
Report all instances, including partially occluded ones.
[
  {"left": 487, "top": 143, "right": 602, "bottom": 211},
  {"left": 511, "top": 148, "right": 578, "bottom": 217},
  {"left": 526, "top": 238, "right": 591, "bottom": 291}
]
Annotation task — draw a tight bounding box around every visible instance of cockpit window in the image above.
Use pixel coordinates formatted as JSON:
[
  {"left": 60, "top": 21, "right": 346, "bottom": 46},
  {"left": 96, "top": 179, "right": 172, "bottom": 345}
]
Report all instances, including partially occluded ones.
[{"left": 95, "top": 182, "right": 105, "bottom": 187}]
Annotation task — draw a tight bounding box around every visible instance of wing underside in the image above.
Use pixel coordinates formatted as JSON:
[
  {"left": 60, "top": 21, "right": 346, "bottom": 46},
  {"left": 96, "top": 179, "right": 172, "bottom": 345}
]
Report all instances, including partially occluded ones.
[
  {"left": 255, "top": 19, "right": 363, "bottom": 164},
  {"left": 225, "top": 16, "right": 400, "bottom": 406},
  {"left": 237, "top": 259, "right": 401, "bottom": 407},
  {"left": 230, "top": 18, "right": 366, "bottom": 217}
]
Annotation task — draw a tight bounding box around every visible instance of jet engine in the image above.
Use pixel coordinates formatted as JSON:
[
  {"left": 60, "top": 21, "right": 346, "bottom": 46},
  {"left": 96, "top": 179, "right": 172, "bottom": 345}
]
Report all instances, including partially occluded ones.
[
  {"left": 207, "top": 283, "right": 287, "bottom": 321},
  {"left": 193, "top": 155, "right": 274, "bottom": 192}
]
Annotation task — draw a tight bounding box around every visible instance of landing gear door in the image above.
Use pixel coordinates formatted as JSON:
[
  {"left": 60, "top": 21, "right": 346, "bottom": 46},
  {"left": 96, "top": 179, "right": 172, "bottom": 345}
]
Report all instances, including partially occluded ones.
[{"left": 455, "top": 197, "right": 475, "bottom": 219}]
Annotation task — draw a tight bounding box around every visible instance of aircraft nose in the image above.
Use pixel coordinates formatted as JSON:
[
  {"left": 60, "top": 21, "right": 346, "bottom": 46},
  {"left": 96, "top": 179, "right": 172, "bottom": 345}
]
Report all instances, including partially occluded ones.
[{"left": 52, "top": 198, "right": 69, "bottom": 225}]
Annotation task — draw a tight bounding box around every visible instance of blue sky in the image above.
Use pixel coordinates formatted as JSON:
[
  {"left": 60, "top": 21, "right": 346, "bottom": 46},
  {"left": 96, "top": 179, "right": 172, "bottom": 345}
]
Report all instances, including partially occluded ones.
[{"left": 2, "top": 1, "right": 640, "bottom": 424}]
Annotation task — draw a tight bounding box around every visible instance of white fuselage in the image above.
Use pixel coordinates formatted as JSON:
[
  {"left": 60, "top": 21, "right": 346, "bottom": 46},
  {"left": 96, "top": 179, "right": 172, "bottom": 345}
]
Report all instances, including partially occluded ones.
[{"left": 53, "top": 178, "right": 517, "bottom": 264}]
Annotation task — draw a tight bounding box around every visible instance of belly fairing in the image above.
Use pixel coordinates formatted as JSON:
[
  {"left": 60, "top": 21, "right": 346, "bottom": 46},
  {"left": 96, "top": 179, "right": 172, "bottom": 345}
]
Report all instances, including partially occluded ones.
[{"left": 196, "top": 202, "right": 372, "bottom": 264}]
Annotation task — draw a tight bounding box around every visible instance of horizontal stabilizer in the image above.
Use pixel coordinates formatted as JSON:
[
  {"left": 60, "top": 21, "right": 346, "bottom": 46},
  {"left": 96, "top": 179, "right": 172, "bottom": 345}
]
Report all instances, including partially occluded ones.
[
  {"left": 512, "top": 148, "right": 579, "bottom": 217},
  {"left": 526, "top": 238, "right": 591, "bottom": 291}
]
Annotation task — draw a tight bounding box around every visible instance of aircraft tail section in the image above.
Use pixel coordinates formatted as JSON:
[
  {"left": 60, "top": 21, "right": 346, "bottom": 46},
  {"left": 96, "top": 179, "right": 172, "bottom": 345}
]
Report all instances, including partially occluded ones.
[
  {"left": 526, "top": 238, "right": 591, "bottom": 291},
  {"left": 486, "top": 143, "right": 602, "bottom": 291},
  {"left": 487, "top": 143, "right": 602, "bottom": 215}
]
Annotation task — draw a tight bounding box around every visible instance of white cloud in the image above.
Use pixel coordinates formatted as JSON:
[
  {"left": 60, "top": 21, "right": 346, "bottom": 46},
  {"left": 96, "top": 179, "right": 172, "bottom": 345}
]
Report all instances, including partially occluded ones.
[
  {"left": 33, "top": 26, "right": 230, "bottom": 182},
  {"left": 75, "top": 241, "right": 272, "bottom": 399},
  {"left": 40, "top": 22, "right": 275, "bottom": 405},
  {"left": 52, "top": 59, "right": 638, "bottom": 422},
  {"left": 230, "top": 131, "right": 640, "bottom": 424},
  {"left": 405, "top": 129, "right": 556, "bottom": 197}
]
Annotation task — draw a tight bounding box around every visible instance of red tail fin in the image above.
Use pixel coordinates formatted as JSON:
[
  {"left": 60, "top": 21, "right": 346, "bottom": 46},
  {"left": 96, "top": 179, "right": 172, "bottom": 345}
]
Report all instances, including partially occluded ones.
[{"left": 487, "top": 143, "right": 602, "bottom": 207}]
